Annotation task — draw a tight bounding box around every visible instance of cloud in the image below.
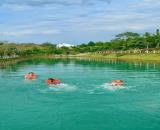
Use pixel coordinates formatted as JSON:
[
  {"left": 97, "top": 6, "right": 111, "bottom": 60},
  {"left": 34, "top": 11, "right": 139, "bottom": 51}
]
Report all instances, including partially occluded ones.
[
  {"left": 0, "top": 29, "right": 60, "bottom": 36},
  {"left": 0, "top": 0, "right": 110, "bottom": 7},
  {"left": 132, "top": 0, "right": 160, "bottom": 8},
  {"left": 0, "top": 4, "right": 32, "bottom": 11},
  {"left": 0, "top": 0, "right": 160, "bottom": 43},
  {"left": 0, "top": 0, "right": 111, "bottom": 11}
]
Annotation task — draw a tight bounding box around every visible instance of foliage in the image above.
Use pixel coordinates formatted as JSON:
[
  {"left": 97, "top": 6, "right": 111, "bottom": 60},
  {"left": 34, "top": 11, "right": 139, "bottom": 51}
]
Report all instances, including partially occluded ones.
[{"left": 0, "top": 29, "right": 160, "bottom": 58}]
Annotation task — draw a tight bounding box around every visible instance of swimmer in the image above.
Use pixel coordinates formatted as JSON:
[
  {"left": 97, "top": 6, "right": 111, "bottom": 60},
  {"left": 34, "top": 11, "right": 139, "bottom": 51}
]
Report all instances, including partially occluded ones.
[
  {"left": 24, "top": 72, "right": 36, "bottom": 80},
  {"left": 109, "top": 80, "right": 124, "bottom": 86},
  {"left": 46, "top": 78, "right": 60, "bottom": 85}
]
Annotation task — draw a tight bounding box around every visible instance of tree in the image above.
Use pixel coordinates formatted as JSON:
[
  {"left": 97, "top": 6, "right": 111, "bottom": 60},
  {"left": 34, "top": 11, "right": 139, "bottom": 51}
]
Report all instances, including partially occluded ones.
[
  {"left": 143, "top": 32, "right": 151, "bottom": 51},
  {"left": 0, "top": 49, "right": 4, "bottom": 58},
  {"left": 88, "top": 41, "right": 95, "bottom": 46},
  {"left": 115, "top": 32, "right": 140, "bottom": 50},
  {"left": 116, "top": 32, "right": 140, "bottom": 40},
  {"left": 155, "top": 29, "right": 160, "bottom": 48},
  {"left": 41, "top": 42, "right": 56, "bottom": 48}
]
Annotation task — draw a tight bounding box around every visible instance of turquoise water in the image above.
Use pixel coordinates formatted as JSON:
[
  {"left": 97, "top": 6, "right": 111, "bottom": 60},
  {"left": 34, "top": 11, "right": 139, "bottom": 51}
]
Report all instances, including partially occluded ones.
[{"left": 0, "top": 58, "right": 160, "bottom": 130}]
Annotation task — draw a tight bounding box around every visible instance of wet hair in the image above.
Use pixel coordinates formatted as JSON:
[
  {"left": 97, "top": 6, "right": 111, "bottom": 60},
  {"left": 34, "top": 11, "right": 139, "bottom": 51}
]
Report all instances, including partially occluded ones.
[
  {"left": 48, "top": 78, "right": 55, "bottom": 82},
  {"left": 117, "top": 80, "right": 123, "bottom": 82},
  {"left": 29, "top": 72, "right": 34, "bottom": 74}
]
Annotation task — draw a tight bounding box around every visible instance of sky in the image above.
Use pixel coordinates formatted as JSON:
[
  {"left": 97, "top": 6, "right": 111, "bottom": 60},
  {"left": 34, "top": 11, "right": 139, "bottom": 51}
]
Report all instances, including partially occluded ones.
[{"left": 0, "top": 0, "right": 160, "bottom": 44}]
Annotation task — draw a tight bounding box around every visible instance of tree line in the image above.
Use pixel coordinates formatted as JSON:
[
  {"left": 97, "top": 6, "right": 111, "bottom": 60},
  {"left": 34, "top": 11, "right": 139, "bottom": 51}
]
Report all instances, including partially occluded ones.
[
  {"left": 74, "top": 29, "right": 160, "bottom": 53},
  {"left": 0, "top": 29, "right": 160, "bottom": 58}
]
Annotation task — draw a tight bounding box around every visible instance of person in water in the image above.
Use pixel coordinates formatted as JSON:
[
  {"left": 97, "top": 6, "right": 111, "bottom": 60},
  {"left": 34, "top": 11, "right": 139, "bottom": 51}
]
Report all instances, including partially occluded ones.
[
  {"left": 46, "top": 78, "right": 60, "bottom": 85},
  {"left": 24, "top": 72, "right": 36, "bottom": 79},
  {"left": 110, "top": 80, "right": 124, "bottom": 86},
  {"left": 49, "top": 78, "right": 55, "bottom": 82}
]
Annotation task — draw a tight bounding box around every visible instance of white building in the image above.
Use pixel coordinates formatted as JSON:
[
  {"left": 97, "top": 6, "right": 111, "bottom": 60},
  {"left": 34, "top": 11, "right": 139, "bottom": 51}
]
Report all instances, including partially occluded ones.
[{"left": 56, "top": 43, "right": 74, "bottom": 48}]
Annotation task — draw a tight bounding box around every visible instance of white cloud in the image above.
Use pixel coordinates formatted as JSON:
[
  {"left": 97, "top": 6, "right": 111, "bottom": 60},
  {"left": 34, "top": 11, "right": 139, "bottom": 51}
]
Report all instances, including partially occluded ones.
[
  {"left": 0, "top": 0, "right": 159, "bottom": 43},
  {"left": 0, "top": 0, "right": 110, "bottom": 7},
  {"left": 132, "top": 0, "right": 160, "bottom": 8},
  {"left": 0, "top": 29, "right": 60, "bottom": 36},
  {"left": 0, "top": 3, "right": 32, "bottom": 11}
]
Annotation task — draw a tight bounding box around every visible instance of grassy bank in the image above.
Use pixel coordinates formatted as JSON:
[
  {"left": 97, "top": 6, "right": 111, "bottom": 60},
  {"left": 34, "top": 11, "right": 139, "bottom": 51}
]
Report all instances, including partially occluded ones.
[
  {"left": 0, "top": 55, "right": 56, "bottom": 66},
  {"left": 80, "top": 53, "right": 160, "bottom": 62},
  {"left": 1, "top": 53, "right": 160, "bottom": 66}
]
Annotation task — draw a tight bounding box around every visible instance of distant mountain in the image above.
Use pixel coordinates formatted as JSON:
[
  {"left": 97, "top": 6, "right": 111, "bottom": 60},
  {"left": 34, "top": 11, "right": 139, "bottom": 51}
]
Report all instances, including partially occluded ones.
[{"left": 56, "top": 43, "right": 74, "bottom": 48}]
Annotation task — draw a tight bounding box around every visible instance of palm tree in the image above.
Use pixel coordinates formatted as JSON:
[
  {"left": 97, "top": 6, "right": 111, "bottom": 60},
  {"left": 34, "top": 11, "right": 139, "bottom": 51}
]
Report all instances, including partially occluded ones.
[
  {"left": 143, "top": 32, "right": 150, "bottom": 53},
  {"left": 155, "top": 29, "right": 160, "bottom": 48}
]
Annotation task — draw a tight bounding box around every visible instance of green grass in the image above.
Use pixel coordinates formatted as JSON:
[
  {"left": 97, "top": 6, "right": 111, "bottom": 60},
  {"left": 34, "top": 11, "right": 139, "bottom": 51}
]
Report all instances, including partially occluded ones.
[
  {"left": 80, "top": 53, "right": 160, "bottom": 62},
  {"left": 0, "top": 55, "right": 56, "bottom": 65}
]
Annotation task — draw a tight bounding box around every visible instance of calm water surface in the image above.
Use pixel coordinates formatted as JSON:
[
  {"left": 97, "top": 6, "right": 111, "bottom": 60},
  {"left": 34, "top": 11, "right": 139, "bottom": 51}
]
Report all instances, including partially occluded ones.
[{"left": 0, "top": 58, "right": 160, "bottom": 130}]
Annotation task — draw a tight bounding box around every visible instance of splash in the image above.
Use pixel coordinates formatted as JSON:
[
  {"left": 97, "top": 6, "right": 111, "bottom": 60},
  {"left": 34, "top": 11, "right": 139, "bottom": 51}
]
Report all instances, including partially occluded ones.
[
  {"left": 100, "top": 83, "right": 126, "bottom": 91},
  {"left": 49, "top": 83, "right": 76, "bottom": 91},
  {"left": 39, "top": 83, "right": 77, "bottom": 93}
]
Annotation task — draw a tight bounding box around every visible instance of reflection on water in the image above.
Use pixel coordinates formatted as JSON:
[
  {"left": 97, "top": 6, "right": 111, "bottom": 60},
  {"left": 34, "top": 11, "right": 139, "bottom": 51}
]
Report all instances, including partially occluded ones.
[{"left": 1, "top": 58, "right": 160, "bottom": 72}]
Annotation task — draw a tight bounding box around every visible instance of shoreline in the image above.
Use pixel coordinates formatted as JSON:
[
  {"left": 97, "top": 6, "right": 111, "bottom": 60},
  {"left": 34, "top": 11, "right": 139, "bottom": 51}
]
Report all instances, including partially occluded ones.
[
  {"left": 0, "top": 55, "right": 56, "bottom": 66},
  {"left": 1, "top": 53, "right": 160, "bottom": 66},
  {"left": 77, "top": 53, "right": 160, "bottom": 62}
]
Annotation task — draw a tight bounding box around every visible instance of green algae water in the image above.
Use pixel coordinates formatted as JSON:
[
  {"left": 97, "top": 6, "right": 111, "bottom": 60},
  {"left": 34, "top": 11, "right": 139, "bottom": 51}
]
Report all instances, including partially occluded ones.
[{"left": 0, "top": 58, "right": 160, "bottom": 130}]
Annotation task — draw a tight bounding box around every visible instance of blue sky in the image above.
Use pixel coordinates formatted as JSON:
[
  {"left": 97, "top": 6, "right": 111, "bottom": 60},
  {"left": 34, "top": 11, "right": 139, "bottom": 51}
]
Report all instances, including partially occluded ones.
[{"left": 0, "top": 0, "right": 160, "bottom": 44}]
